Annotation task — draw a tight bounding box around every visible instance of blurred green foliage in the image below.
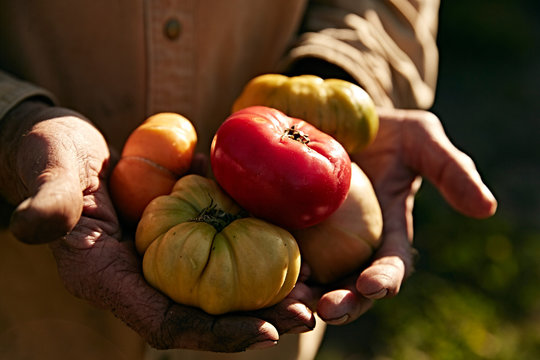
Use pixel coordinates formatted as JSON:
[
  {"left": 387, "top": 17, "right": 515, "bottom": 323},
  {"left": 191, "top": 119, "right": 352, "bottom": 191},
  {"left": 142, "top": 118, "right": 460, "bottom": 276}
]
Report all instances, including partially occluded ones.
[{"left": 317, "top": 0, "right": 540, "bottom": 358}]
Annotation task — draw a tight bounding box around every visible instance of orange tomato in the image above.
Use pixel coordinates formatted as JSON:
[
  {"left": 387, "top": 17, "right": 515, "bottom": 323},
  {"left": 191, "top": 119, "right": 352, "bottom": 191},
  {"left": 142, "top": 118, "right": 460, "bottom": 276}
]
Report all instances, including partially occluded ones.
[{"left": 109, "top": 113, "right": 197, "bottom": 224}]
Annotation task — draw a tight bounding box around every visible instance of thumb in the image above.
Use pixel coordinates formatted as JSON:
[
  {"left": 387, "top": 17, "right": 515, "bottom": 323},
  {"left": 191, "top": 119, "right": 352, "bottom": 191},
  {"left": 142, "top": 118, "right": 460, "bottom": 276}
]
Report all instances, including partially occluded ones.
[
  {"left": 1, "top": 103, "right": 98, "bottom": 244},
  {"left": 10, "top": 169, "right": 83, "bottom": 244}
]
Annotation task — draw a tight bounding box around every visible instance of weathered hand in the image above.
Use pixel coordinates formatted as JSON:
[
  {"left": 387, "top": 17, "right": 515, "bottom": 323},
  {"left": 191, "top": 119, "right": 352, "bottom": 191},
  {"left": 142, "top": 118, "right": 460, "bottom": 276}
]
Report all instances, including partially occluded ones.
[
  {"left": 0, "top": 101, "right": 315, "bottom": 352},
  {"left": 49, "top": 212, "right": 315, "bottom": 351},
  {"left": 0, "top": 101, "right": 110, "bottom": 243},
  {"left": 314, "top": 108, "right": 498, "bottom": 324}
]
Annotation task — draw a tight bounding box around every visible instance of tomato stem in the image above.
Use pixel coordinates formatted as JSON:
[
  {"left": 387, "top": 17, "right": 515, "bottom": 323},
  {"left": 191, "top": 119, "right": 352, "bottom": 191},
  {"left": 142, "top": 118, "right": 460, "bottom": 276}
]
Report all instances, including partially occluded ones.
[
  {"left": 190, "top": 200, "right": 247, "bottom": 232},
  {"left": 282, "top": 125, "right": 310, "bottom": 145}
]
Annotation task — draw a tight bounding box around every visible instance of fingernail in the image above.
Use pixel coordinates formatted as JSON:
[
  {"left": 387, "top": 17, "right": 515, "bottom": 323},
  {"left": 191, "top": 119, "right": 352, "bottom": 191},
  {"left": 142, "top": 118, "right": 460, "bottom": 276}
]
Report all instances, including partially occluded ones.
[
  {"left": 325, "top": 314, "right": 349, "bottom": 325},
  {"left": 286, "top": 325, "right": 312, "bottom": 334},
  {"left": 364, "top": 288, "right": 388, "bottom": 299},
  {"left": 247, "top": 340, "right": 278, "bottom": 351}
]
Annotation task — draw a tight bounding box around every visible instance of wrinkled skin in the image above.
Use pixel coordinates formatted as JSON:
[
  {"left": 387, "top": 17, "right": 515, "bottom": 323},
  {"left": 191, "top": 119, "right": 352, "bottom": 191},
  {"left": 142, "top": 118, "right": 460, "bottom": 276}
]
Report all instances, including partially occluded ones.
[
  {"left": 311, "top": 108, "right": 497, "bottom": 324},
  {"left": 0, "top": 101, "right": 497, "bottom": 350}
]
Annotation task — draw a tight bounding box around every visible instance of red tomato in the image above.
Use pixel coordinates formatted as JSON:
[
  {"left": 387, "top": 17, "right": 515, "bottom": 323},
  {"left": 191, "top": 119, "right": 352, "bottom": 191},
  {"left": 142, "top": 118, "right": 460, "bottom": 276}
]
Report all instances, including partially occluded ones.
[{"left": 210, "top": 106, "right": 352, "bottom": 230}]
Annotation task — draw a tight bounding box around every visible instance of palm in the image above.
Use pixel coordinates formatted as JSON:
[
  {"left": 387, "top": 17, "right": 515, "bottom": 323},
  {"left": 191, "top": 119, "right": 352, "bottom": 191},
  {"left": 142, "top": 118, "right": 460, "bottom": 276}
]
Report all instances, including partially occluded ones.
[
  {"left": 314, "top": 108, "right": 497, "bottom": 324},
  {"left": 352, "top": 110, "right": 423, "bottom": 296}
]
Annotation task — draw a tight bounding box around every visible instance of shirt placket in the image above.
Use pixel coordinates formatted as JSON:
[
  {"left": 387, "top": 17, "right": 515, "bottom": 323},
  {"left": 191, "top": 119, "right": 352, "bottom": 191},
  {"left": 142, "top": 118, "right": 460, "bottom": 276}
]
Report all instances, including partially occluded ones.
[{"left": 144, "top": 0, "right": 195, "bottom": 117}]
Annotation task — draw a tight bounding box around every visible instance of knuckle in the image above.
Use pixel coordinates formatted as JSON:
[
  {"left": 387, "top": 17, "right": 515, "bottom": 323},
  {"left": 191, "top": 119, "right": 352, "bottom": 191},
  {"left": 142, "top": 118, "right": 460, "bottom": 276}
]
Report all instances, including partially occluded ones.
[
  {"left": 147, "top": 330, "right": 175, "bottom": 350},
  {"left": 413, "top": 110, "right": 443, "bottom": 134}
]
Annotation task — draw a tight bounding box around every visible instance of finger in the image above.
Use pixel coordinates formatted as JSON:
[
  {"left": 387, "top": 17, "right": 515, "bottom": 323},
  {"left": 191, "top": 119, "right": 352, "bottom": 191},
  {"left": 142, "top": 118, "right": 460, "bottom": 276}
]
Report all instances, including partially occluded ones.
[
  {"left": 159, "top": 304, "right": 281, "bottom": 351},
  {"left": 10, "top": 170, "right": 83, "bottom": 244},
  {"left": 402, "top": 111, "right": 497, "bottom": 218},
  {"left": 127, "top": 287, "right": 281, "bottom": 351},
  {"left": 298, "top": 261, "right": 312, "bottom": 283},
  {"left": 8, "top": 117, "right": 90, "bottom": 244},
  {"left": 288, "top": 276, "right": 323, "bottom": 311},
  {"left": 238, "top": 258, "right": 317, "bottom": 336},
  {"left": 250, "top": 264, "right": 319, "bottom": 334},
  {"left": 245, "top": 283, "right": 317, "bottom": 335},
  {"left": 316, "top": 287, "right": 374, "bottom": 325},
  {"left": 356, "top": 176, "right": 420, "bottom": 299},
  {"left": 355, "top": 231, "right": 413, "bottom": 299},
  {"left": 253, "top": 297, "right": 315, "bottom": 335}
]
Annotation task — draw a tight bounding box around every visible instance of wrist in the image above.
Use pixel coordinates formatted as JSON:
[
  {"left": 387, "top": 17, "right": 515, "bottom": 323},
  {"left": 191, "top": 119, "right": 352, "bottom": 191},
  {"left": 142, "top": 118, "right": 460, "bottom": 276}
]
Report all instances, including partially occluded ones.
[{"left": 1, "top": 98, "right": 52, "bottom": 135}]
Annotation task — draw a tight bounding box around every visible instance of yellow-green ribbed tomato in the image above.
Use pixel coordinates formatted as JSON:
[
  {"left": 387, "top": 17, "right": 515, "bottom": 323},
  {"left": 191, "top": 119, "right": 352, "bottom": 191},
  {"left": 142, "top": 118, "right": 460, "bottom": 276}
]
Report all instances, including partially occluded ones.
[
  {"left": 135, "top": 174, "right": 301, "bottom": 315},
  {"left": 232, "top": 74, "right": 379, "bottom": 153}
]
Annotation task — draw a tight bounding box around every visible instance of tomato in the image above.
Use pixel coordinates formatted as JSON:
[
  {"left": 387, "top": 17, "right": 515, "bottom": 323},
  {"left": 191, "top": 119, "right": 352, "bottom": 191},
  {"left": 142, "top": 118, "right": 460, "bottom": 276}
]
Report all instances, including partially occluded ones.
[
  {"left": 232, "top": 74, "right": 379, "bottom": 153},
  {"left": 136, "top": 174, "right": 300, "bottom": 315},
  {"left": 292, "top": 163, "right": 383, "bottom": 284},
  {"left": 109, "top": 113, "right": 197, "bottom": 224},
  {"left": 210, "top": 106, "right": 352, "bottom": 230}
]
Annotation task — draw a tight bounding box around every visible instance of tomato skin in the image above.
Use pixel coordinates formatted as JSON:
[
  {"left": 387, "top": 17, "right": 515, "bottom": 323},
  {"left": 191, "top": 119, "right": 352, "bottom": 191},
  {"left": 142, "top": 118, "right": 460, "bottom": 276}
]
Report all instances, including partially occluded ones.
[
  {"left": 210, "top": 106, "right": 352, "bottom": 230},
  {"left": 109, "top": 112, "right": 197, "bottom": 224},
  {"left": 292, "top": 163, "right": 383, "bottom": 284},
  {"left": 136, "top": 174, "right": 301, "bottom": 315},
  {"left": 232, "top": 74, "right": 379, "bottom": 153}
]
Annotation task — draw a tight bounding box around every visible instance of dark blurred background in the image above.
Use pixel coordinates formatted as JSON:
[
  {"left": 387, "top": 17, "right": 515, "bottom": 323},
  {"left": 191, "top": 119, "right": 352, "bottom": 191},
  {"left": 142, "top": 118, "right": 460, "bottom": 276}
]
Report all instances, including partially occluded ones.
[{"left": 318, "top": 0, "right": 540, "bottom": 358}]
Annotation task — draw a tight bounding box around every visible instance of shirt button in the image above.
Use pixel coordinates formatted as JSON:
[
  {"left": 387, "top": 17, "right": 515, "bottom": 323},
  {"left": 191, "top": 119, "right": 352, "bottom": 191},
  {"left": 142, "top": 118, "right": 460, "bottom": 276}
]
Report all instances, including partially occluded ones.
[{"left": 164, "top": 18, "right": 181, "bottom": 40}]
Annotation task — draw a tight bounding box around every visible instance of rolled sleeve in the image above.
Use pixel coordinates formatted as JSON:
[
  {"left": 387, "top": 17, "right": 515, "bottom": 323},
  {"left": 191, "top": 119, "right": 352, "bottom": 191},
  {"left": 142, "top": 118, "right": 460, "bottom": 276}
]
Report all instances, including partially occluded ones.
[
  {"left": 280, "top": 0, "right": 440, "bottom": 109},
  {"left": 0, "top": 70, "right": 57, "bottom": 121}
]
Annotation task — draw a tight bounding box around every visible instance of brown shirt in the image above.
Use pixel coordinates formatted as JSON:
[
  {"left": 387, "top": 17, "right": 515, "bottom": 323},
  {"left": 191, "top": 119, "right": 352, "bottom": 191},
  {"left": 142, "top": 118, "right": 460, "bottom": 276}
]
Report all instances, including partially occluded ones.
[
  {"left": 0, "top": 0, "right": 439, "bottom": 153},
  {"left": 0, "top": 1, "right": 440, "bottom": 359}
]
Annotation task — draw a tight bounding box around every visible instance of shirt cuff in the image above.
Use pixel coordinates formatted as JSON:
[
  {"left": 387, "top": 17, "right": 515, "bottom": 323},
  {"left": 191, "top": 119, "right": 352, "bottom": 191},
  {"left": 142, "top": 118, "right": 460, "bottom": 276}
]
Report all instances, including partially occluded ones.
[{"left": 0, "top": 71, "right": 58, "bottom": 121}]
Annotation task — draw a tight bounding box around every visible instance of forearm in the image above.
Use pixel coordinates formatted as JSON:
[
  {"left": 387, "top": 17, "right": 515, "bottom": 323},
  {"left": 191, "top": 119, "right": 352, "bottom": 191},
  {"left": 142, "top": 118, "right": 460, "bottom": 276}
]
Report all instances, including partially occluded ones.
[{"left": 281, "top": 0, "right": 441, "bottom": 109}]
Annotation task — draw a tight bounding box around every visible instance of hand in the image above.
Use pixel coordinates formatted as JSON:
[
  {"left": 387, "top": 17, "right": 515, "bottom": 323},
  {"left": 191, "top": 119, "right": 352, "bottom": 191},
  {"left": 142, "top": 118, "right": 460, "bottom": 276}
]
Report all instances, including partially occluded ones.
[
  {"left": 313, "top": 108, "right": 498, "bottom": 324},
  {"left": 0, "top": 101, "right": 315, "bottom": 352}
]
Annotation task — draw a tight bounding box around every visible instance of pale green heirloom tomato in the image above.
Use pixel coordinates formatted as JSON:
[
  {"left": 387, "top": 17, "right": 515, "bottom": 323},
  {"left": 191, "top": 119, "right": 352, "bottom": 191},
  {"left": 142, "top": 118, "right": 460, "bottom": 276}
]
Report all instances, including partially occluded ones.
[{"left": 135, "top": 174, "right": 301, "bottom": 315}]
